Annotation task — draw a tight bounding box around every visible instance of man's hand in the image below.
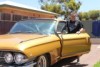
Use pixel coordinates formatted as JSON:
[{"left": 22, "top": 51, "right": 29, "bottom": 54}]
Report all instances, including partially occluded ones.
[
  {"left": 77, "top": 28, "right": 85, "bottom": 34},
  {"left": 76, "top": 31, "right": 80, "bottom": 34}
]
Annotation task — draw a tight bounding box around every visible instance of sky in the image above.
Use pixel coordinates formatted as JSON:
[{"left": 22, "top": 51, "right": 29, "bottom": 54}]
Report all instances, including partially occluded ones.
[
  {"left": 79, "top": 0, "right": 100, "bottom": 12},
  {"left": 0, "top": 0, "right": 100, "bottom": 12}
]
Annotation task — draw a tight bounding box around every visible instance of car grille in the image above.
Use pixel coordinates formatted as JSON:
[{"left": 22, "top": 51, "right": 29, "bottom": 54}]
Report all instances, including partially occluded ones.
[{"left": 0, "top": 52, "right": 5, "bottom": 64}]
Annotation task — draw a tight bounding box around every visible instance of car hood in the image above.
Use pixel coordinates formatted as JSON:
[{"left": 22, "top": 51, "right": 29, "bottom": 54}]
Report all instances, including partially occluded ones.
[{"left": 0, "top": 34, "right": 47, "bottom": 50}]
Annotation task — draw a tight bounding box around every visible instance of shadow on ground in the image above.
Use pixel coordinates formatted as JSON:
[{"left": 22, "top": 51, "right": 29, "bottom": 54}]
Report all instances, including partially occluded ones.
[{"left": 51, "top": 59, "right": 88, "bottom": 67}]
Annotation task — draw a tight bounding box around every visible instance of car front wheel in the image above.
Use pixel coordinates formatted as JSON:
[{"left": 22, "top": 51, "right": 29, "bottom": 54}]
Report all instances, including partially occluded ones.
[{"left": 35, "top": 55, "right": 50, "bottom": 67}]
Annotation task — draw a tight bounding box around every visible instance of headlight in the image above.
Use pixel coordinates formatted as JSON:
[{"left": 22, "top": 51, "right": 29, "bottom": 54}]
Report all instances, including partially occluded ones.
[
  {"left": 4, "top": 52, "right": 13, "bottom": 64},
  {"left": 14, "top": 53, "right": 28, "bottom": 64}
]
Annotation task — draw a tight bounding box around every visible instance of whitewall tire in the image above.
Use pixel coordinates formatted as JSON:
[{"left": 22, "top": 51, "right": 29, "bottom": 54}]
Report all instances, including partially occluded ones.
[{"left": 35, "top": 55, "right": 50, "bottom": 67}]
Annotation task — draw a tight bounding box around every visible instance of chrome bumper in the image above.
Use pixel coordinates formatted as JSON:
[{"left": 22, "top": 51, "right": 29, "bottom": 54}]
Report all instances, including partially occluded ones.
[{"left": 1, "top": 62, "right": 36, "bottom": 67}]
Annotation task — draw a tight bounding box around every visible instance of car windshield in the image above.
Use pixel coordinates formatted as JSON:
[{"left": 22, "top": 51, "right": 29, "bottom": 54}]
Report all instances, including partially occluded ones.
[{"left": 9, "top": 19, "right": 56, "bottom": 35}]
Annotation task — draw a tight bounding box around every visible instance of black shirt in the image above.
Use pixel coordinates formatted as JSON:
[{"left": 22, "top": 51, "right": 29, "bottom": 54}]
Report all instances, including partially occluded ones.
[{"left": 64, "top": 20, "right": 84, "bottom": 33}]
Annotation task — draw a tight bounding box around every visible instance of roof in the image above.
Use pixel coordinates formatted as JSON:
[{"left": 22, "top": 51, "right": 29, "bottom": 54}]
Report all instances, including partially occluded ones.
[
  {"left": 0, "top": 1, "right": 58, "bottom": 16},
  {"left": 19, "top": 18, "right": 55, "bottom": 21}
]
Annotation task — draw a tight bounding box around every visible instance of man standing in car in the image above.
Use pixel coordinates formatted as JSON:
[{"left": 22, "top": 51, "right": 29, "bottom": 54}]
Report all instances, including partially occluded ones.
[{"left": 66, "top": 12, "right": 85, "bottom": 34}]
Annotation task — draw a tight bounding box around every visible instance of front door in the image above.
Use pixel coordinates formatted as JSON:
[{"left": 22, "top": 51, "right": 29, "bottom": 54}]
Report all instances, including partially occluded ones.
[
  {"left": 62, "top": 33, "right": 90, "bottom": 57},
  {"left": 57, "top": 21, "right": 90, "bottom": 57}
]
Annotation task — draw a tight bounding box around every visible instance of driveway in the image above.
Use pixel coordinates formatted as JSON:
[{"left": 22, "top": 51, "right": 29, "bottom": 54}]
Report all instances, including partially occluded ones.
[{"left": 52, "top": 44, "right": 100, "bottom": 67}]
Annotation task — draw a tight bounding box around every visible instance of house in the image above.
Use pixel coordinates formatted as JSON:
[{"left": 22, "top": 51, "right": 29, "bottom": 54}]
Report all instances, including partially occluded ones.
[{"left": 0, "top": 1, "right": 58, "bottom": 34}]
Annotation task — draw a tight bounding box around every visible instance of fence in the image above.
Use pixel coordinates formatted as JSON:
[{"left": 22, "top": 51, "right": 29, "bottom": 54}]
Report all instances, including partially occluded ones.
[{"left": 82, "top": 20, "right": 100, "bottom": 38}]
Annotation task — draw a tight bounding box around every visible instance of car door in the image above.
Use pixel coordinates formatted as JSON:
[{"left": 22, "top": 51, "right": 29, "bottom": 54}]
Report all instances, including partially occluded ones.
[
  {"left": 62, "top": 33, "right": 90, "bottom": 57},
  {"left": 57, "top": 21, "right": 91, "bottom": 57}
]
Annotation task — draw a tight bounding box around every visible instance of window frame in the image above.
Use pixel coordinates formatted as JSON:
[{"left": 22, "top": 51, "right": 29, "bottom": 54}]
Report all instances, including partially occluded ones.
[
  {"left": 0, "top": 12, "right": 11, "bottom": 21},
  {"left": 56, "top": 21, "right": 68, "bottom": 34}
]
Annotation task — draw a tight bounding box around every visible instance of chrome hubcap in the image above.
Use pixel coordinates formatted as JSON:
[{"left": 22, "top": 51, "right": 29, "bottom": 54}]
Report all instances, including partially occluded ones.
[{"left": 37, "top": 56, "right": 47, "bottom": 67}]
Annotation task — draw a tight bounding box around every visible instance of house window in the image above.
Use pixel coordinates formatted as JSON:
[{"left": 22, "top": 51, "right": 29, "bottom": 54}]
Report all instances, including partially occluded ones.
[
  {"left": 13, "top": 14, "right": 22, "bottom": 21},
  {"left": 22, "top": 16, "right": 28, "bottom": 20},
  {"left": 29, "top": 17, "right": 35, "bottom": 19},
  {"left": 1, "top": 13, "right": 11, "bottom": 20}
]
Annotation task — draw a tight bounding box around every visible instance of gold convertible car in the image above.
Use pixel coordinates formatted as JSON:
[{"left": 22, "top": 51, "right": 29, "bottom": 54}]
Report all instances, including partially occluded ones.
[{"left": 0, "top": 18, "right": 91, "bottom": 67}]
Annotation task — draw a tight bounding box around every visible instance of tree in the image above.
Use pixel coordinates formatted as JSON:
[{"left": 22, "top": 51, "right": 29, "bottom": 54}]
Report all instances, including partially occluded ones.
[
  {"left": 64, "top": 0, "right": 81, "bottom": 11},
  {"left": 88, "top": 10, "right": 100, "bottom": 20},
  {"left": 41, "top": 3, "right": 65, "bottom": 14},
  {"left": 39, "top": 0, "right": 81, "bottom": 18},
  {"left": 78, "top": 12, "right": 83, "bottom": 20},
  {"left": 79, "top": 10, "right": 100, "bottom": 21},
  {"left": 83, "top": 12, "right": 90, "bottom": 20}
]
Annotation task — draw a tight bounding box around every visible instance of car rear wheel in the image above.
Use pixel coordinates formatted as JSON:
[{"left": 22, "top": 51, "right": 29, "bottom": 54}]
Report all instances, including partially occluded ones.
[{"left": 35, "top": 55, "right": 50, "bottom": 67}]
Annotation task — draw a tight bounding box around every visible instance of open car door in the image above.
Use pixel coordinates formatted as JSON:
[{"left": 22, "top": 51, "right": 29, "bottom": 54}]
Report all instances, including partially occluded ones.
[
  {"left": 57, "top": 21, "right": 91, "bottom": 57},
  {"left": 62, "top": 33, "right": 91, "bottom": 57}
]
